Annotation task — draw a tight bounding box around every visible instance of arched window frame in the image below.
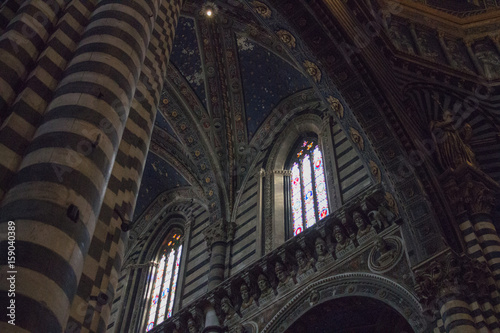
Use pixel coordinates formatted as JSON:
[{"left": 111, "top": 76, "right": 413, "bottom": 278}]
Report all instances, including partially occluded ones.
[
  {"left": 142, "top": 227, "right": 185, "bottom": 332},
  {"left": 263, "top": 114, "right": 342, "bottom": 252},
  {"left": 285, "top": 134, "right": 330, "bottom": 238}
]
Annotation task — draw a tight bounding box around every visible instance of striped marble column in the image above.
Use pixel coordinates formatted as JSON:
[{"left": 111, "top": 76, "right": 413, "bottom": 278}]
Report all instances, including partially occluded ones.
[
  {"left": 0, "top": 0, "right": 96, "bottom": 200},
  {"left": 471, "top": 214, "right": 500, "bottom": 286},
  {"left": 414, "top": 251, "right": 492, "bottom": 333},
  {"left": 0, "top": 0, "right": 23, "bottom": 34},
  {"left": 458, "top": 212, "right": 486, "bottom": 261},
  {"left": 438, "top": 295, "right": 476, "bottom": 333},
  {"left": 0, "top": 0, "right": 67, "bottom": 118},
  {"left": 67, "top": 2, "right": 184, "bottom": 330},
  {"left": 0, "top": 0, "right": 184, "bottom": 331},
  {"left": 204, "top": 220, "right": 236, "bottom": 290},
  {"left": 441, "top": 166, "right": 500, "bottom": 283}
]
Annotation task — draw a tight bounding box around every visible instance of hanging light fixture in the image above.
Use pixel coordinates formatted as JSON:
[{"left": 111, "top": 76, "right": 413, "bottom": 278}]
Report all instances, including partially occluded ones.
[{"left": 201, "top": 1, "right": 218, "bottom": 18}]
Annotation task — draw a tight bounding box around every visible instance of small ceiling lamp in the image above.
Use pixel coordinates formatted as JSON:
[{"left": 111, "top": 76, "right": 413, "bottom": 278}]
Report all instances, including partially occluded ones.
[{"left": 202, "top": 2, "right": 218, "bottom": 18}]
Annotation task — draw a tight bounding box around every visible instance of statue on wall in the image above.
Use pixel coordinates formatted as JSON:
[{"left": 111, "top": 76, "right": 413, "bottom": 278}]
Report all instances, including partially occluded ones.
[
  {"left": 374, "top": 237, "right": 397, "bottom": 267},
  {"left": 274, "top": 261, "right": 291, "bottom": 288},
  {"left": 333, "top": 225, "right": 353, "bottom": 253},
  {"left": 221, "top": 297, "right": 236, "bottom": 322},
  {"left": 353, "top": 211, "right": 374, "bottom": 239},
  {"left": 295, "top": 249, "right": 315, "bottom": 277},
  {"left": 430, "top": 108, "right": 478, "bottom": 170},
  {"left": 257, "top": 274, "right": 272, "bottom": 299},
  {"left": 314, "top": 237, "right": 330, "bottom": 263},
  {"left": 239, "top": 283, "right": 254, "bottom": 310},
  {"left": 368, "top": 236, "right": 402, "bottom": 273}
]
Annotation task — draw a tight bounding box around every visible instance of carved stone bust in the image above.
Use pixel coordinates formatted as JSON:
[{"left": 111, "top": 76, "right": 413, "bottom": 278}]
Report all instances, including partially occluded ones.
[
  {"left": 374, "top": 237, "right": 396, "bottom": 267},
  {"left": 221, "top": 296, "right": 236, "bottom": 322},
  {"left": 333, "top": 225, "right": 353, "bottom": 254},
  {"left": 295, "top": 249, "right": 314, "bottom": 276},
  {"left": 354, "top": 211, "right": 372, "bottom": 237},
  {"left": 274, "top": 261, "right": 290, "bottom": 288},
  {"left": 239, "top": 283, "right": 254, "bottom": 310},
  {"left": 314, "top": 237, "right": 329, "bottom": 262}
]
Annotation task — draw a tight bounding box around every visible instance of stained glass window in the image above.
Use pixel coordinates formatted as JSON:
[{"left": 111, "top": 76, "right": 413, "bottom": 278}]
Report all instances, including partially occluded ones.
[
  {"left": 289, "top": 139, "right": 329, "bottom": 236},
  {"left": 145, "top": 231, "right": 183, "bottom": 332}
]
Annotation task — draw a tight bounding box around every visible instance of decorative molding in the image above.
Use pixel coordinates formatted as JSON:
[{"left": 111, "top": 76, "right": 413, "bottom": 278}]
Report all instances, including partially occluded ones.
[
  {"left": 303, "top": 60, "right": 321, "bottom": 82},
  {"left": 251, "top": 1, "right": 271, "bottom": 18},
  {"left": 349, "top": 127, "right": 364, "bottom": 151},
  {"left": 262, "top": 273, "right": 427, "bottom": 333},
  {"left": 327, "top": 96, "right": 344, "bottom": 119},
  {"left": 276, "top": 29, "right": 296, "bottom": 48},
  {"left": 369, "top": 160, "right": 382, "bottom": 184}
]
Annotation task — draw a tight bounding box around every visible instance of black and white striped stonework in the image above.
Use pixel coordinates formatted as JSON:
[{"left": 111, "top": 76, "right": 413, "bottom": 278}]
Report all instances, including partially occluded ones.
[
  {"left": 331, "top": 122, "right": 371, "bottom": 200},
  {"left": 0, "top": 0, "right": 96, "bottom": 200},
  {"left": 0, "top": 0, "right": 67, "bottom": 119},
  {"left": 0, "top": 0, "right": 184, "bottom": 331},
  {"left": 66, "top": 3, "right": 183, "bottom": 330},
  {"left": 230, "top": 160, "right": 264, "bottom": 275},
  {"left": 182, "top": 206, "right": 211, "bottom": 305},
  {"left": 0, "top": 0, "right": 23, "bottom": 35}
]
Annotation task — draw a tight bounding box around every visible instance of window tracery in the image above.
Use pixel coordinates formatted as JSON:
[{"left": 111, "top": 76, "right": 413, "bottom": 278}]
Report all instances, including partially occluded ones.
[
  {"left": 289, "top": 138, "right": 329, "bottom": 237},
  {"left": 145, "top": 230, "right": 183, "bottom": 332}
]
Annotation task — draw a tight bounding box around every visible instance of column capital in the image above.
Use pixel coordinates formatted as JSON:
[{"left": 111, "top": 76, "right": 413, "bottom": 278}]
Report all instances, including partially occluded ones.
[
  {"left": 413, "top": 250, "right": 490, "bottom": 314},
  {"left": 439, "top": 164, "right": 499, "bottom": 215},
  {"left": 204, "top": 219, "right": 237, "bottom": 251}
]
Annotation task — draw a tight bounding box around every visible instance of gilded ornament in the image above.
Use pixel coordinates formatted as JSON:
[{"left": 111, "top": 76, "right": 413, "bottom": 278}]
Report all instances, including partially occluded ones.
[
  {"left": 251, "top": 1, "right": 271, "bottom": 18},
  {"left": 327, "top": 96, "right": 344, "bottom": 118},
  {"left": 276, "top": 29, "right": 296, "bottom": 48},
  {"left": 303, "top": 60, "right": 321, "bottom": 82},
  {"left": 384, "top": 192, "right": 399, "bottom": 217},
  {"left": 162, "top": 98, "right": 169, "bottom": 104},
  {"left": 369, "top": 160, "right": 381, "bottom": 183},
  {"left": 349, "top": 127, "right": 364, "bottom": 150},
  {"left": 171, "top": 110, "right": 178, "bottom": 118}
]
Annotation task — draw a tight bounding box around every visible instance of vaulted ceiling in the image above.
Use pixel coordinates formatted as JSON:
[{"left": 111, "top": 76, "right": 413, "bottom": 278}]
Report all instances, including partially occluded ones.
[{"left": 134, "top": 1, "right": 315, "bottom": 220}]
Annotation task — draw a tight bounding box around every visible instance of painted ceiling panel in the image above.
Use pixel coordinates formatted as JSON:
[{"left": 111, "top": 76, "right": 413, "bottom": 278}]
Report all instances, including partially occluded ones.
[
  {"left": 169, "top": 16, "right": 207, "bottom": 109},
  {"left": 236, "top": 34, "right": 312, "bottom": 140},
  {"left": 134, "top": 153, "right": 190, "bottom": 219},
  {"left": 155, "top": 110, "right": 180, "bottom": 142}
]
